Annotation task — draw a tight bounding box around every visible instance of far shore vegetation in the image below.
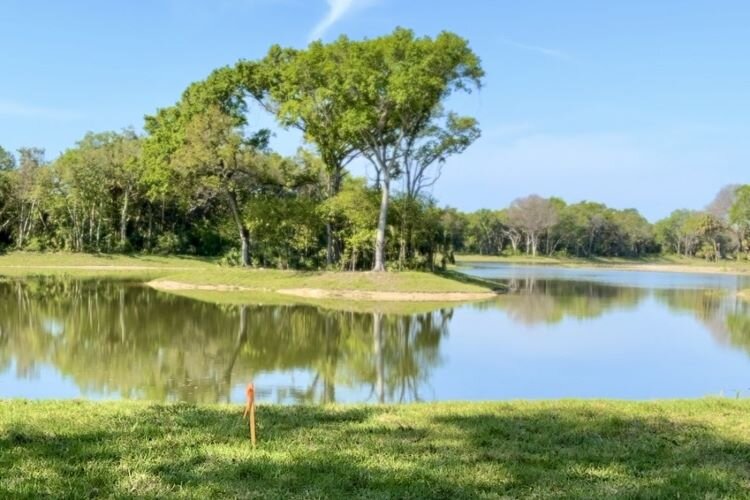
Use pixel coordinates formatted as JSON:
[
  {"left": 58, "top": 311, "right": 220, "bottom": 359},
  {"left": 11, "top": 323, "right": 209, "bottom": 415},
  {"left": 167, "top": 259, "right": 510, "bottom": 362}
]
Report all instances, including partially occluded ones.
[{"left": 455, "top": 253, "right": 750, "bottom": 274}]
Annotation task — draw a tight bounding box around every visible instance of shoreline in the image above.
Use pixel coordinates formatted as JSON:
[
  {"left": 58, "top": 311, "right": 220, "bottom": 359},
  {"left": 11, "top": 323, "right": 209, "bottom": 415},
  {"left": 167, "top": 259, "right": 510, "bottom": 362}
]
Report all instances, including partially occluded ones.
[
  {"left": 148, "top": 279, "right": 499, "bottom": 302},
  {"left": 456, "top": 255, "right": 750, "bottom": 277}
]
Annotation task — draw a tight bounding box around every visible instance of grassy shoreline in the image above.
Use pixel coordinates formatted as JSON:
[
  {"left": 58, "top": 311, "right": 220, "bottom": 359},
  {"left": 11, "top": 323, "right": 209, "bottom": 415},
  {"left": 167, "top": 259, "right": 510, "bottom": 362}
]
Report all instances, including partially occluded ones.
[
  {"left": 455, "top": 253, "right": 750, "bottom": 275},
  {"left": 2, "top": 399, "right": 750, "bottom": 498},
  {"left": 0, "top": 252, "right": 501, "bottom": 312}
]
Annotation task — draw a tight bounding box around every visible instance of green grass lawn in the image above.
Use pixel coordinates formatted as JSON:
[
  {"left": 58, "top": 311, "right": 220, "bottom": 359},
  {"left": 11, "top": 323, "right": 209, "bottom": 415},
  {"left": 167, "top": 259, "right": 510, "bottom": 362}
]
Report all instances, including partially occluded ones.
[
  {"left": 0, "top": 252, "right": 497, "bottom": 294},
  {"left": 0, "top": 252, "right": 499, "bottom": 312},
  {"left": 158, "top": 267, "right": 496, "bottom": 293},
  {"left": 2, "top": 400, "right": 750, "bottom": 498},
  {"left": 0, "top": 251, "right": 213, "bottom": 269}
]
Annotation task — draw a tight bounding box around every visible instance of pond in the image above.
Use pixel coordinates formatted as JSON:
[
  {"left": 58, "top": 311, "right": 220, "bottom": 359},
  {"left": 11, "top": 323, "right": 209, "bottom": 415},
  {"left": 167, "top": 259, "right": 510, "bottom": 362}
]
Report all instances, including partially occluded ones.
[{"left": 1, "top": 264, "right": 750, "bottom": 404}]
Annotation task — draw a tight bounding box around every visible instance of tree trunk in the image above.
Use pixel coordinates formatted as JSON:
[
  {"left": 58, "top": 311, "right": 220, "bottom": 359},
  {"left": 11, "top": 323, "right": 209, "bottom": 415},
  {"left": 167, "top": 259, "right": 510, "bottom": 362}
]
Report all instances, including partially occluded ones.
[
  {"left": 325, "top": 168, "right": 342, "bottom": 267},
  {"left": 373, "top": 174, "right": 390, "bottom": 272},
  {"left": 240, "top": 229, "right": 250, "bottom": 267},
  {"left": 120, "top": 187, "right": 130, "bottom": 247},
  {"left": 326, "top": 222, "right": 335, "bottom": 267},
  {"left": 226, "top": 190, "right": 251, "bottom": 267}
]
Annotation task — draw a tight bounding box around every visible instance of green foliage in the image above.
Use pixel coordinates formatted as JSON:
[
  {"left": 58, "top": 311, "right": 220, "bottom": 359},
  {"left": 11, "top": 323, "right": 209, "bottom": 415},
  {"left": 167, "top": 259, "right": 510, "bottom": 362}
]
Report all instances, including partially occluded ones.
[
  {"left": 322, "top": 178, "right": 379, "bottom": 270},
  {"left": 0, "top": 146, "right": 15, "bottom": 171}
]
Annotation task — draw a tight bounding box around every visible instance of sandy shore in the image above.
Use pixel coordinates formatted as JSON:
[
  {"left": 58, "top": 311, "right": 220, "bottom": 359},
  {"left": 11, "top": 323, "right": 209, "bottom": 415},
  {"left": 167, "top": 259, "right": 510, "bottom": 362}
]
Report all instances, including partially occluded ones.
[{"left": 148, "top": 280, "right": 498, "bottom": 302}]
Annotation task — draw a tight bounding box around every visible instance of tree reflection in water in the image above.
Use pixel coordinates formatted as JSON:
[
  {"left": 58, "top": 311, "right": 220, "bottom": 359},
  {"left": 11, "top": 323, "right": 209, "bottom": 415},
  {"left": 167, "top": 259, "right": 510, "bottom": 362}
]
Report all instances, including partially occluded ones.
[
  {"left": 0, "top": 278, "right": 450, "bottom": 404},
  {"left": 1, "top": 276, "right": 749, "bottom": 403}
]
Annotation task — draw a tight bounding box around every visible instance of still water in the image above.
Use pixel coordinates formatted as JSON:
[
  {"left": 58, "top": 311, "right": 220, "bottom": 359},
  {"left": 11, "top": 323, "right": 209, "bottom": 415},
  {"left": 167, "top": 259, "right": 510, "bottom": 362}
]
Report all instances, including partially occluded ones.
[{"left": 1, "top": 264, "right": 750, "bottom": 403}]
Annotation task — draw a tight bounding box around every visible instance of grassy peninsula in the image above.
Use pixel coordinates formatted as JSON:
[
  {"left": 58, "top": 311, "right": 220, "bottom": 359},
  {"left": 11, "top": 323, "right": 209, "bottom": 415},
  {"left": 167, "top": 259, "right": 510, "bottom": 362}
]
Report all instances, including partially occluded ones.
[{"left": 0, "top": 252, "right": 501, "bottom": 307}]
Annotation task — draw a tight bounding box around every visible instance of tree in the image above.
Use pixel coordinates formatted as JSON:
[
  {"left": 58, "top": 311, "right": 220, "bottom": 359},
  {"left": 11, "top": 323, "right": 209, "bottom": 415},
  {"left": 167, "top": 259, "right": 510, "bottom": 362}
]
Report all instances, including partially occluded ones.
[
  {"left": 238, "top": 45, "right": 358, "bottom": 266},
  {"left": 706, "top": 184, "right": 740, "bottom": 222},
  {"left": 729, "top": 185, "right": 750, "bottom": 258},
  {"left": 0, "top": 146, "right": 15, "bottom": 171},
  {"left": 144, "top": 68, "right": 272, "bottom": 266},
  {"left": 14, "top": 148, "right": 46, "bottom": 248},
  {"left": 329, "top": 28, "right": 483, "bottom": 271},
  {"left": 171, "top": 105, "right": 276, "bottom": 267},
  {"left": 397, "top": 112, "right": 480, "bottom": 266},
  {"left": 464, "top": 209, "right": 505, "bottom": 255},
  {"left": 506, "top": 195, "right": 559, "bottom": 257},
  {"left": 322, "top": 178, "right": 379, "bottom": 270},
  {"left": 694, "top": 213, "right": 725, "bottom": 261}
]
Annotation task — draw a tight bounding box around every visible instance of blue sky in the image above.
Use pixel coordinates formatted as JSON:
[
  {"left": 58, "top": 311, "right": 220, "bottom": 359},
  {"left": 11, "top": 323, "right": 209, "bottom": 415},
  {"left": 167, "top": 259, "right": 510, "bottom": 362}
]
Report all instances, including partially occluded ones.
[{"left": 1, "top": 0, "right": 748, "bottom": 220}]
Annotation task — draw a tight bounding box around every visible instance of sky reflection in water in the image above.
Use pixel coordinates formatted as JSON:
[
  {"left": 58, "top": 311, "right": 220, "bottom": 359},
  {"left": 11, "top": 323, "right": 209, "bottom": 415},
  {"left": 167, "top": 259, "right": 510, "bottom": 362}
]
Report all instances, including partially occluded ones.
[{"left": 1, "top": 264, "right": 750, "bottom": 403}]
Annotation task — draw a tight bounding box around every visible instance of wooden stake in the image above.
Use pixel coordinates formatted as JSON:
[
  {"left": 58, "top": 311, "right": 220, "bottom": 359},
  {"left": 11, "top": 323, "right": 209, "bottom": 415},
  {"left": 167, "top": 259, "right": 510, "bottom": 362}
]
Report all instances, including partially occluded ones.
[{"left": 244, "top": 383, "right": 256, "bottom": 447}]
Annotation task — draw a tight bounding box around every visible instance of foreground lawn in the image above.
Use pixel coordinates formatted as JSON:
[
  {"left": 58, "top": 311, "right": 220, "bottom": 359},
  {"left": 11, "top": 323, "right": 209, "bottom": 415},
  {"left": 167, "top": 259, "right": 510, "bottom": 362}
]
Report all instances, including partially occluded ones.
[{"left": 2, "top": 400, "right": 750, "bottom": 498}]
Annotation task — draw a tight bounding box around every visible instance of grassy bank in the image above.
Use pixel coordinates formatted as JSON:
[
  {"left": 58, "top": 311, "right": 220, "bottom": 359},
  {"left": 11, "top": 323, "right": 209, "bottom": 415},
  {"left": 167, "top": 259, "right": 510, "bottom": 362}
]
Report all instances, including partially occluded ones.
[
  {"left": 2, "top": 400, "right": 750, "bottom": 498},
  {"left": 455, "top": 253, "right": 750, "bottom": 275},
  {"left": 0, "top": 252, "right": 500, "bottom": 310}
]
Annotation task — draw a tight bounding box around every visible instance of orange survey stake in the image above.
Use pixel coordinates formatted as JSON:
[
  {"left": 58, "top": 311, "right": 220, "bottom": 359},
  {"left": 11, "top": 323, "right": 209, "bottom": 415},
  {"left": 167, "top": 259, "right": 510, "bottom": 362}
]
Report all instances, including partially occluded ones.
[{"left": 243, "top": 383, "right": 257, "bottom": 446}]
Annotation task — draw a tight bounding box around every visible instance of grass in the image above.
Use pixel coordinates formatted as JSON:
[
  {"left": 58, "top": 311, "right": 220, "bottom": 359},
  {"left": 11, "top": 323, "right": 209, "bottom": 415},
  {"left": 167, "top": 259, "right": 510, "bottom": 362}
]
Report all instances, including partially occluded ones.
[
  {"left": 2, "top": 400, "right": 750, "bottom": 498},
  {"left": 0, "top": 252, "right": 490, "bottom": 292},
  {"left": 0, "top": 252, "right": 499, "bottom": 313},
  {"left": 160, "top": 267, "right": 499, "bottom": 293}
]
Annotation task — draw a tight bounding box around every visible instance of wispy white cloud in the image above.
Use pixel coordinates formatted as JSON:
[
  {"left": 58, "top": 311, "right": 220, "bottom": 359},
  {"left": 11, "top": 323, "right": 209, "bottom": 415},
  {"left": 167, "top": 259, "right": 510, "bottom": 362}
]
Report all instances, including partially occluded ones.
[
  {"left": 500, "top": 38, "right": 571, "bottom": 61},
  {"left": 0, "top": 100, "right": 82, "bottom": 121},
  {"left": 309, "top": 0, "right": 374, "bottom": 41}
]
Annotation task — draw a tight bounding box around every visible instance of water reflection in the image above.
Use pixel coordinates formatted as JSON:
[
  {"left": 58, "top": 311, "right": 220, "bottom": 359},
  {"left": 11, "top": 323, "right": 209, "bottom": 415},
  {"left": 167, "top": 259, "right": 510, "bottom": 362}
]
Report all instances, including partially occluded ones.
[
  {"left": 476, "top": 278, "right": 645, "bottom": 325},
  {"left": 1, "top": 272, "right": 750, "bottom": 402},
  {"left": 0, "top": 278, "right": 449, "bottom": 404}
]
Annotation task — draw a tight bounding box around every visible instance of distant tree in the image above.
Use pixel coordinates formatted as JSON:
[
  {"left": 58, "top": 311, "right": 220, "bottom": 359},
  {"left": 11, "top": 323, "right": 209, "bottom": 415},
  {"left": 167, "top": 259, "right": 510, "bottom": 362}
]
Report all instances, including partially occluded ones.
[
  {"left": 464, "top": 209, "right": 505, "bottom": 255},
  {"left": 729, "top": 185, "right": 750, "bottom": 258},
  {"left": 706, "top": 184, "right": 740, "bottom": 222},
  {"left": 695, "top": 213, "right": 725, "bottom": 261},
  {"left": 655, "top": 210, "right": 686, "bottom": 255},
  {"left": 0, "top": 146, "right": 15, "bottom": 171},
  {"left": 506, "top": 195, "right": 559, "bottom": 256},
  {"left": 612, "top": 209, "right": 654, "bottom": 257},
  {"left": 13, "top": 148, "right": 46, "bottom": 248},
  {"left": 397, "top": 112, "right": 480, "bottom": 266}
]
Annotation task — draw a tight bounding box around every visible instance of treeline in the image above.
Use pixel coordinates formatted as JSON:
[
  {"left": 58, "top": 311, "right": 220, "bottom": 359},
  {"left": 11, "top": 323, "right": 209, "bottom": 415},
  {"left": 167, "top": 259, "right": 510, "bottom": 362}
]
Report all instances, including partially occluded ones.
[
  {"left": 2, "top": 140, "right": 748, "bottom": 266},
  {"left": 0, "top": 28, "right": 748, "bottom": 268},
  {"left": 455, "top": 186, "right": 750, "bottom": 260},
  {"left": 0, "top": 138, "right": 472, "bottom": 269}
]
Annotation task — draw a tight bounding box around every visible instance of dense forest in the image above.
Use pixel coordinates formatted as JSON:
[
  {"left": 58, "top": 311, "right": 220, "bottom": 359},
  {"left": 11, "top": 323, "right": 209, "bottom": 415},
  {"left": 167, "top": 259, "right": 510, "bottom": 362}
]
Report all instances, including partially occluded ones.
[{"left": 0, "top": 29, "right": 748, "bottom": 269}]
